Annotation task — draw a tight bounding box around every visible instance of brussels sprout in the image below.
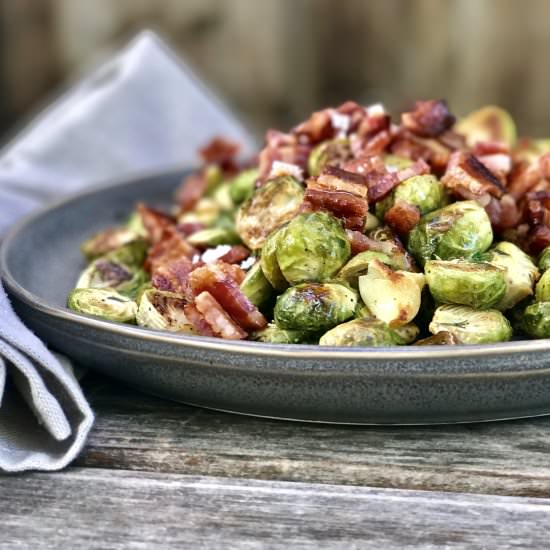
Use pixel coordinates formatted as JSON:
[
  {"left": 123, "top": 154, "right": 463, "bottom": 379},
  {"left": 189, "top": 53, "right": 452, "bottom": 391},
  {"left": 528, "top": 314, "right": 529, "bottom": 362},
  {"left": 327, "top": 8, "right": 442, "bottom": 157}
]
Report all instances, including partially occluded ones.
[
  {"left": 187, "top": 227, "right": 241, "bottom": 247},
  {"left": 415, "top": 331, "right": 458, "bottom": 346},
  {"left": 67, "top": 288, "right": 137, "bottom": 323},
  {"left": 383, "top": 154, "right": 413, "bottom": 172},
  {"left": 260, "top": 227, "right": 288, "bottom": 291},
  {"left": 407, "top": 200, "right": 493, "bottom": 265},
  {"left": 519, "top": 302, "right": 550, "bottom": 338},
  {"left": 485, "top": 242, "right": 539, "bottom": 310},
  {"left": 210, "top": 182, "right": 234, "bottom": 211},
  {"left": 429, "top": 304, "right": 512, "bottom": 344},
  {"left": 236, "top": 176, "right": 304, "bottom": 249},
  {"left": 276, "top": 212, "right": 351, "bottom": 285},
  {"left": 240, "top": 261, "right": 273, "bottom": 308},
  {"left": 538, "top": 246, "right": 550, "bottom": 273},
  {"left": 358, "top": 259, "right": 425, "bottom": 327},
  {"left": 367, "top": 226, "right": 417, "bottom": 271},
  {"left": 204, "top": 164, "right": 224, "bottom": 194},
  {"left": 126, "top": 211, "right": 148, "bottom": 237},
  {"left": 338, "top": 251, "right": 393, "bottom": 288},
  {"left": 178, "top": 197, "right": 221, "bottom": 226},
  {"left": 229, "top": 169, "right": 259, "bottom": 204},
  {"left": 106, "top": 239, "right": 148, "bottom": 268},
  {"left": 76, "top": 259, "right": 148, "bottom": 299},
  {"left": 252, "top": 324, "right": 311, "bottom": 344},
  {"left": 80, "top": 228, "right": 143, "bottom": 261},
  {"left": 455, "top": 105, "right": 517, "bottom": 148},
  {"left": 319, "top": 319, "right": 418, "bottom": 347},
  {"left": 535, "top": 270, "right": 550, "bottom": 302},
  {"left": 425, "top": 259, "right": 506, "bottom": 309},
  {"left": 274, "top": 283, "right": 357, "bottom": 331},
  {"left": 376, "top": 175, "right": 445, "bottom": 219},
  {"left": 136, "top": 289, "right": 193, "bottom": 332},
  {"left": 308, "top": 138, "right": 351, "bottom": 177}
]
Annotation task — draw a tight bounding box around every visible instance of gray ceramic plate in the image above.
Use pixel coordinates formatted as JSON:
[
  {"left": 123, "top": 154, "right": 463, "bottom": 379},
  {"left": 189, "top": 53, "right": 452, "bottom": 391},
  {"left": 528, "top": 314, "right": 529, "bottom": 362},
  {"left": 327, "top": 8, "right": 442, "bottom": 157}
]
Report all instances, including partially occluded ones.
[{"left": 3, "top": 169, "right": 550, "bottom": 424}]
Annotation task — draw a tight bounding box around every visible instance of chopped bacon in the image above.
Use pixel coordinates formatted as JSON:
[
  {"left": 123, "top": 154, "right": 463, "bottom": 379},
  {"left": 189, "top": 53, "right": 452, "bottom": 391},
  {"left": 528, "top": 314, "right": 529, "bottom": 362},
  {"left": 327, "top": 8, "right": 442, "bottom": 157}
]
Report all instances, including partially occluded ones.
[
  {"left": 176, "top": 222, "right": 206, "bottom": 236},
  {"left": 151, "top": 257, "right": 194, "bottom": 299},
  {"left": 390, "top": 131, "right": 451, "bottom": 172},
  {"left": 401, "top": 99, "right": 455, "bottom": 138},
  {"left": 485, "top": 195, "right": 522, "bottom": 232},
  {"left": 199, "top": 137, "right": 240, "bottom": 171},
  {"left": 218, "top": 245, "right": 250, "bottom": 265},
  {"left": 194, "top": 291, "right": 248, "bottom": 340},
  {"left": 477, "top": 154, "right": 512, "bottom": 182},
  {"left": 318, "top": 165, "right": 369, "bottom": 197},
  {"left": 356, "top": 114, "right": 391, "bottom": 140},
  {"left": 175, "top": 172, "right": 208, "bottom": 213},
  {"left": 292, "top": 109, "right": 333, "bottom": 144},
  {"left": 508, "top": 162, "right": 544, "bottom": 199},
  {"left": 367, "top": 159, "right": 430, "bottom": 203},
  {"left": 438, "top": 130, "right": 466, "bottom": 151},
  {"left": 527, "top": 224, "right": 550, "bottom": 255},
  {"left": 360, "top": 129, "right": 393, "bottom": 155},
  {"left": 145, "top": 228, "right": 197, "bottom": 272},
  {"left": 183, "top": 303, "right": 216, "bottom": 337},
  {"left": 336, "top": 100, "right": 368, "bottom": 131},
  {"left": 346, "top": 230, "right": 390, "bottom": 256},
  {"left": 384, "top": 201, "right": 421, "bottom": 236},
  {"left": 342, "top": 154, "right": 386, "bottom": 176},
  {"left": 137, "top": 203, "right": 175, "bottom": 244},
  {"left": 473, "top": 141, "right": 510, "bottom": 156}
]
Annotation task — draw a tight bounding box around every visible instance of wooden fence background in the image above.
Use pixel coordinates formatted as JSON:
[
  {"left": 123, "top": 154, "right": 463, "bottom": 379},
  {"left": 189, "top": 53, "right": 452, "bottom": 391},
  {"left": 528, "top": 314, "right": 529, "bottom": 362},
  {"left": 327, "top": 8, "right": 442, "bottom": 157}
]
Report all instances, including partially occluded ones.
[{"left": 1, "top": 0, "right": 550, "bottom": 139}]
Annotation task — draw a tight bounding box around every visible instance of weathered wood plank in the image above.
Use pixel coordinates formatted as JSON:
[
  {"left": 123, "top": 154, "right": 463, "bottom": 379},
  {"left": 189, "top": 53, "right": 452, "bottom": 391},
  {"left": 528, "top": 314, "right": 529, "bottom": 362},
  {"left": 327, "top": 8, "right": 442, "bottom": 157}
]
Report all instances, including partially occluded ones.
[
  {"left": 77, "top": 374, "right": 550, "bottom": 498},
  {"left": 3, "top": 468, "right": 550, "bottom": 549}
]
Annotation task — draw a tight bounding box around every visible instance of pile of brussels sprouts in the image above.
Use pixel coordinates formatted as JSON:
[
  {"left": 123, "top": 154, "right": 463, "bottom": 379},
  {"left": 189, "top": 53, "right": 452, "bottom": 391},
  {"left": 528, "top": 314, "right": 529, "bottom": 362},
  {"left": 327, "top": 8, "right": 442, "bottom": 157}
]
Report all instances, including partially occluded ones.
[{"left": 68, "top": 102, "right": 550, "bottom": 347}]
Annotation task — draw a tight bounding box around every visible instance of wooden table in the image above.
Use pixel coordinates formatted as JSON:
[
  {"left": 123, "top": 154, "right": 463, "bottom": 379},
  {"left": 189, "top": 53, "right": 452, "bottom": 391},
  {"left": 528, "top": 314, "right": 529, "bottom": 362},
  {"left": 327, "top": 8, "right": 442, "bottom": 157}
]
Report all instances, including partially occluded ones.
[{"left": 4, "top": 372, "right": 550, "bottom": 549}]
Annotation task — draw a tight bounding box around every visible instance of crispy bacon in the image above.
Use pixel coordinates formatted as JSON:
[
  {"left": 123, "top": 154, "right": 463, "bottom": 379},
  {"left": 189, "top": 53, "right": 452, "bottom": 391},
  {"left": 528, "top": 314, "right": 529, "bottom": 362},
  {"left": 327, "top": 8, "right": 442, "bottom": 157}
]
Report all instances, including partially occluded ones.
[
  {"left": 438, "top": 130, "right": 466, "bottom": 151},
  {"left": 367, "top": 159, "right": 430, "bottom": 203},
  {"left": 151, "top": 257, "right": 194, "bottom": 299},
  {"left": 194, "top": 291, "right": 248, "bottom": 340},
  {"left": 183, "top": 303, "right": 216, "bottom": 337},
  {"left": 527, "top": 224, "right": 550, "bottom": 255},
  {"left": 137, "top": 203, "right": 175, "bottom": 244},
  {"left": 401, "top": 99, "right": 455, "bottom": 138},
  {"left": 218, "top": 245, "right": 250, "bottom": 265},
  {"left": 199, "top": 137, "right": 240, "bottom": 171},
  {"left": 540, "top": 153, "right": 550, "bottom": 180},
  {"left": 342, "top": 154, "right": 386, "bottom": 176},
  {"left": 292, "top": 109, "right": 333, "bottom": 144},
  {"left": 175, "top": 172, "right": 208, "bottom": 213},
  {"left": 357, "top": 113, "right": 391, "bottom": 139},
  {"left": 145, "top": 228, "right": 197, "bottom": 272},
  {"left": 485, "top": 195, "right": 522, "bottom": 232},
  {"left": 390, "top": 131, "right": 451, "bottom": 172},
  {"left": 473, "top": 141, "right": 510, "bottom": 156},
  {"left": 508, "top": 162, "right": 544, "bottom": 199},
  {"left": 176, "top": 222, "right": 206, "bottom": 236},
  {"left": 384, "top": 201, "right": 421, "bottom": 236},
  {"left": 346, "top": 230, "right": 388, "bottom": 256}
]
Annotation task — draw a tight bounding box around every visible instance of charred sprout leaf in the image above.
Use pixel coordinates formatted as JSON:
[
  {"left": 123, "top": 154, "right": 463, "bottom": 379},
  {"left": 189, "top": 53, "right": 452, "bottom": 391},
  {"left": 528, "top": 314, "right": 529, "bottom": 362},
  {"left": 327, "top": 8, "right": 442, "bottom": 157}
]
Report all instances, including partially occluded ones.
[
  {"left": 338, "top": 251, "right": 394, "bottom": 288},
  {"left": 535, "top": 270, "right": 550, "bottom": 303},
  {"left": 67, "top": 288, "right": 137, "bottom": 323},
  {"left": 358, "top": 259, "right": 425, "bottom": 327},
  {"left": 260, "top": 227, "right": 288, "bottom": 291},
  {"left": 519, "top": 302, "right": 550, "bottom": 338},
  {"left": 187, "top": 227, "right": 241, "bottom": 247},
  {"left": 276, "top": 212, "right": 351, "bottom": 285},
  {"left": 236, "top": 176, "right": 304, "bottom": 249},
  {"left": 425, "top": 259, "right": 506, "bottom": 309},
  {"left": 486, "top": 242, "right": 539, "bottom": 310},
  {"left": 407, "top": 200, "right": 493, "bottom": 265},
  {"left": 274, "top": 283, "right": 357, "bottom": 331},
  {"left": 429, "top": 304, "right": 512, "bottom": 344},
  {"left": 455, "top": 105, "right": 517, "bottom": 148},
  {"left": 538, "top": 246, "right": 550, "bottom": 273},
  {"left": 240, "top": 261, "right": 273, "bottom": 308},
  {"left": 80, "top": 228, "right": 143, "bottom": 261},
  {"left": 136, "top": 289, "right": 193, "bottom": 332},
  {"left": 308, "top": 138, "right": 351, "bottom": 177},
  {"left": 415, "top": 331, "right": 459, "bottom": 345},
  {"left": 229, "top": 169, "right": 259, "bottom": 204},
  {"left": 252, "top": 324, "right": 311, "bottom": 344},
  {"left": 319, "top": 319, "right": 418, "bottom": 347}
]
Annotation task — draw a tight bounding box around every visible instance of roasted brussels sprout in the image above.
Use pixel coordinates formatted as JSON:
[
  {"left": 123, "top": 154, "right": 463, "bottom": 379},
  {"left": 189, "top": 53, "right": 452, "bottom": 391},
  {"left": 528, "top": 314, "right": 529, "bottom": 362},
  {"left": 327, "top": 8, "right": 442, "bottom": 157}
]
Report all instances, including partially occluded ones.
[
  {"left": 319, "top": 319, "right": 418, "bottom": 347},
  {"left": 178, "top": 197, "right": 221, "bottom": 226},
  {"left": 126, "top": 211, "right": 148, "bottom": 237},
  {"left": 210, "top": 182, "right": 234, "bottom": 211},
  {"left": 538, "top": 246, "right": 550, "bottom": 273},
  {"left": 367, "top": 226, "right": 417, "bottom": 271},
  {"left": 308, "top": 138, "right": 351, "bottom": 176},
  {"left": 260, "top": 227, "right": 288, "bottom": 291},
  {"left": 252, "top": 324, "right": 311, "bottom": 344},
  {"left": 425, "top": 259, "right": 506, "bottom": 309},
  {"left": 415, "top": 331, "right": 458, "bottom": 346},
  {"left": 486, "top": 242, "right": 539, "bottom": 310},
  {"left": 535, "top": 270, "right": 550, "bottom": 303},
  {"left": 80, "top": 228, "right": 144, "bottom": 261},
  {"left": 429, "top": 304, "right": 512, "bottom": 344},
  {"left": 240, "top": 261, "right": 273, "bottom": 308},
  {"left": 229, "top": 169, "right": 259, "bottom": 204},
  {"left": 519, "top": 302, "right": 550, "bottom": 338},
  {"left": 136, "top": 289, "right": 193, "bottom": 332},
  {"left": 187, "top": 227, "right": 241, "bottom": 247},
  {"left": 105, "top": 239, "right": 149, "bottom": 268},
  {"left": 236, "top": 176, "right": 304, "bottom": 249},
  {"left": 276, "top": 212, "right": 351, "bottom": 285},
  {"left": 358, "top": 259, "right": 425, "bottom": 327},
  {"left": 204, "top": 164, "right": 224, "bottom": 194},
  {"left": 274, "top": 283, "right": 357, "bottom": 331},
  {"left": 455, "top": 105, "right": 517, "bottom": 148},
  {"left": 67, "top": 288, "right": 137, "bottom": 323},
  {"left": 338, "top": 251, "right": 394, "bottom": 288},
  {"left": 407, "top": 200, "right": 493, "bottom": 265}
]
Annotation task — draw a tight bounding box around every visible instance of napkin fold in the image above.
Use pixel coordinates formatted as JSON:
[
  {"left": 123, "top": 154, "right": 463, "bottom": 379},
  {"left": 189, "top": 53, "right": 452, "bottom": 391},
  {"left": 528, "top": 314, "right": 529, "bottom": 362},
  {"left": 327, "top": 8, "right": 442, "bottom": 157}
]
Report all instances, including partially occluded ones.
[{"left": 0, "top": 31, "right": 257, "bottom": 472}]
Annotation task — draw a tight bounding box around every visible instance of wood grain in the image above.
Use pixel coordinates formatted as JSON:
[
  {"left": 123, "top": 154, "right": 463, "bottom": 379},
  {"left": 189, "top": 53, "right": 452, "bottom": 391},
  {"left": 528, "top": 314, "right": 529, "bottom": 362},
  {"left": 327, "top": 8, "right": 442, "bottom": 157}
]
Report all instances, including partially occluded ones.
[
  {"left": 3, "top": 468, "right": 550, "bottom": 549},
  {"left": 77, "top": 374, "right": 550, "bottom": 498}
]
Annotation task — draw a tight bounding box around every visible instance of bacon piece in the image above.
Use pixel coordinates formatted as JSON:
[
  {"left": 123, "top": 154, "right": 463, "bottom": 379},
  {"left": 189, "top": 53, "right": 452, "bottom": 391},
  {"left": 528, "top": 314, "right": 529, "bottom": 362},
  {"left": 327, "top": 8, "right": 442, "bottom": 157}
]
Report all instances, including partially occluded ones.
[
  {"left": 485, "top": 195, "right": 522, "bottom": 232},
  {"left": 472, "top": 141, "right": 510, "bottom": 156},
  {"left": 438, "top": 130, "right": 466, "bottom": 151},
  {"left": 346, "top": 230, "right": 389, "bottom": 256},
  {"left": 357, "top": 113, "right": 391, "bottom": 139},
  {"left": 218, "top": 245, "right": 250, "bottom": 265},
  {"left": 384, "top": 201, "right": 421, "bottom": 236},
  {"left": 477, "top": 154, "right": 512, "bottom": 182},
  {"left": 175, "top": 172, "right": 208, "bottom": 213},
  {"left": 401, "top": 99, "right": 455, "bottom": 138},
  {"left": 146, "top": 228, "right": 197, "bottom": 272},
  {"left": 508, "top": 162, "right": 544, "bottom": 199},
  {"left": 336, "top": 101, "right": 368, "bottom": 132},
  {"left": 318, "top": 165, "right": 369, "bottom": 197},
  {"left": 367, "top": 159, "right": 430, "bottom": 203},
  {"left": 292, "top": 109, "right": 333, "bottom": 144},
  {"left": 360, "top": 129, "right": 393, "bottom": 155},
  {"left": 342, "top": 154, "right": 386, "bottom": 177},
  {"left": 183, "top": 303, "right": 216, "bottom": 337},
  {"left": 527, "top": 224, "right": 550, "bottom": 255},
  {"left": 199, "top": 137, "right": 240, "bottom": 171},
  {"left": 194, "top": 291, "right": 248, "bottom": 340},
  {"left": 137, "top": 203, "right": 175, "bottom": 244},
  {"left": 151, "top": 257, "right": 194, "bottom": 299},
  {"left": 390, "top": 131, "right": 451, "bottom": 172},
  {"left": 176, "top": 222, "right": 206, "bottom": 237}
]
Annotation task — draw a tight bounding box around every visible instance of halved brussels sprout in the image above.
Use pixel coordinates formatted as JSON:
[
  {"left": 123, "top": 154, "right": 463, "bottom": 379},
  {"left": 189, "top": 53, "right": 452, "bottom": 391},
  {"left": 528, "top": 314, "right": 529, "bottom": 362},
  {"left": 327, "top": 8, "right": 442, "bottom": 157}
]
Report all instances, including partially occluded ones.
[
  {"left": 383, "top": 154, "right": 413, "bottom": 172},
  {"left": 229, "top": 169, "right": 259, "bottom": 204},
  {"left": 236, "top": 176, "right": 304, "bottom": 249},
  {"left": 425, "top": 259, "right": 506, "bottom": 309},
  {"left": 407, "top": 200, "right": 493, "bottom": 265},
  {"left": 126, "top": 211, "right": 148, "bottom": 237},
  {"left": 80, "top": 228, "right": 143, "bottom": 261},
  {"left": 519, "top": 302, "right": 550, "bottom": 339},
  {"left": 538, "top": 246, "right": 550, "bottom": 273},
  {"left": 376, "top": 175, "right": 445, "bottom": 219},
  {"left": 358, "top": 259, "right": 425, "bottom": 327},
  {"left": 274, "top": 283, "right": 357, "bottom": 331},
  {"left": 319, "top": 319, "right": 418, "bottom": 347},
  {"left": 415, "top": 331, "right": 458, "bottom": 346},
  {"left": 187, "top": 227, "right": 241, "bottom": 247},
  {"left": 367, "top": 227, "right": 417, "bottom": 271},
  {"left": 252, "top": 324, "right": 311, "bottom": 344},
  {"left": 308, "top": 138, "right": 351, "bottom": 176},
  {"left": 240, "top": 261, "right": 273, "bottom": 308},
  {"left": 136, "top": 289, "right": 193, "bottom": 332},
  {"left": 107, "top": 239, "right": 149, "bottom": 268},
  {"left": 260, "top": 227, "right": 288, "bottom": 291},
  {"left": 535, "top": 270, "right": 550, "bottom": 303},
  {"left": 178, "top": 197, "right": 221, "bottom": 226},
  {"left": 276, "top": 212, "right": 351, "bottom": 285},
  {"left": 455, "top": 106, "right": 517, "bottom": 148},
  {"left": 210, "top": 182, "right": 234, "bottom": 211},
  {"left": 429, "top": 304, "right": 512, "bottom": 344},
  {"left": 76, "top": 258, "right": 148, "bottom": 299},
  {"left": 338, "top": 251, "right": 394, "bottom": 288},
  {"left": 486, "top": 241, "right": 539, "bottom": 310},
  {"left": 67, "top": 288, "right": 137, "bottom": 323}
]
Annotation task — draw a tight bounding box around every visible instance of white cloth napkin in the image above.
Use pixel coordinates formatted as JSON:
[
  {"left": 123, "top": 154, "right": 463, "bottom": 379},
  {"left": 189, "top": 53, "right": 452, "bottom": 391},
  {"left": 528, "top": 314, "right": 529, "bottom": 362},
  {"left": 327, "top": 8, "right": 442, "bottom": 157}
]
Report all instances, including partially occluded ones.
[{"left": 0, "top": 31, "right": 256, "bottom": 472}]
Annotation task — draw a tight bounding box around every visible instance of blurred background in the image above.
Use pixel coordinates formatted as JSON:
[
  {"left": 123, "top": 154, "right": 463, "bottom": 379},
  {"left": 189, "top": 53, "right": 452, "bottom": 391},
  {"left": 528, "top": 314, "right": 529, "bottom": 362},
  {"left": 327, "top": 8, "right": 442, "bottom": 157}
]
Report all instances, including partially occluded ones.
[{"left": 1, "top": 0, "right": 550, "bottom": 141}]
